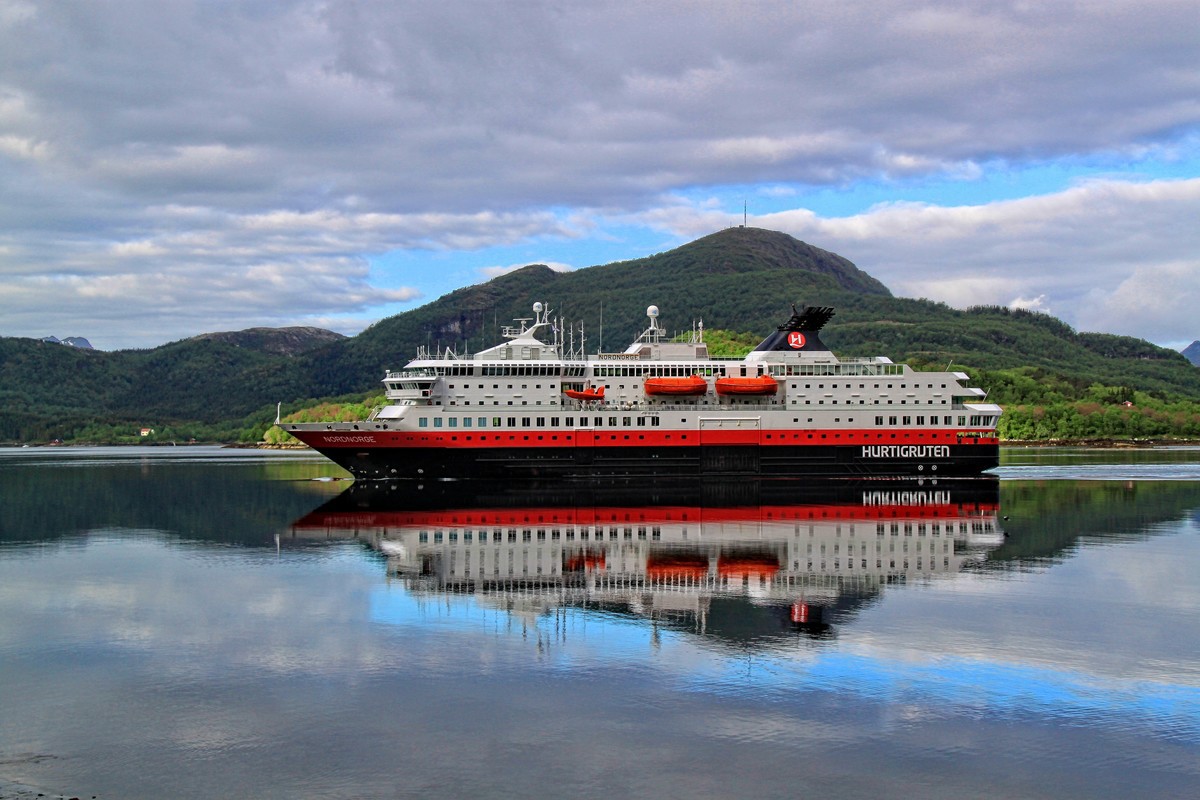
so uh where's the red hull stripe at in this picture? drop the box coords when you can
[292,428,999,449]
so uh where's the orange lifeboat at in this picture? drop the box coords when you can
[644,375,707,396]
[717,556,780,579]
[564,384,605,402]
[646,554,709,581]
[564,551,606,572]
[714,375,778,396]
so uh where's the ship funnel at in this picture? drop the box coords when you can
[750,305,834,353]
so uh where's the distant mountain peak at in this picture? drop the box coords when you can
[1182,340,1200,366]
[664,227,892,296]
[41,335,94,349]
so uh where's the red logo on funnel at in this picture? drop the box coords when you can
[788,332,806,349]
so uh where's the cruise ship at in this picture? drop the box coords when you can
[281,302,1001,479]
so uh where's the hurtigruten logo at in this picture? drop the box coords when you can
[861,445,950,459]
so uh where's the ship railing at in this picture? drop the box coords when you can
[384,368,439,380]
[766,360,904,377]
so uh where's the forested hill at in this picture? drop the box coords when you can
[2,227,1198,442]
[189,326,346,356]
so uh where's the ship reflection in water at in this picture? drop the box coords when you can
[291,478,1002,643]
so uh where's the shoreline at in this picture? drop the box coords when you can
[6,439,1200,450]
[1001,438,1200,448]
[0,776,86,800]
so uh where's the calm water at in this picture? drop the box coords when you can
[1,446,1198,799]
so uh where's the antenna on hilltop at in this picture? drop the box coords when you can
[742,199,747,228]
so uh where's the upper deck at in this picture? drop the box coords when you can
[376,302,998,431]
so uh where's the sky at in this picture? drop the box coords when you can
[2,0,1199,351]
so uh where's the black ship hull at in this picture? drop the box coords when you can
[300,440,999,481]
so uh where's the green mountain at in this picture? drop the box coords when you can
[0,327,337,440]
[2,227,1198,443]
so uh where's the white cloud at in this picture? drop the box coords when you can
[1009,295,1052,315]
[1077,261,1200,342]
[641,177,1200,342]
[0,1,1198,347]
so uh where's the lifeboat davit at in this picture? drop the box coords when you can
[714,375,778,396]
[644,375,707,396]
[564,385,605,402]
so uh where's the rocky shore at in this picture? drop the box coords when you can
[0,778,96,800]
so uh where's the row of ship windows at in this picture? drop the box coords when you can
[806,558,952,571]
[441,398,953,407]
[427,366,586,377]
[409,364,934,380]
[594,365,721,377]
[419,416,665,428]
[434,380,951,390]
[416,545,955,576]
[767,364,906,377]
[417,555,953,575]
[875,415,997,426]
[436,365,727,378]
[422,527,664,543]
[420,537,953,557]
[417,522,979,546]
[415,415,991,428]
[438,382,950,391]
[808,541,953,554]
[421,559,955,579]
[415,521,983,544]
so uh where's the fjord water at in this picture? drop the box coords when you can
[1,447,1198,799]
